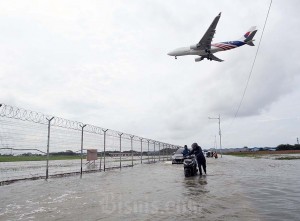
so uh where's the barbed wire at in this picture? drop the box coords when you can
[0,103,180,148]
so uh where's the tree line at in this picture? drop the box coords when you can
[276,144,300,151]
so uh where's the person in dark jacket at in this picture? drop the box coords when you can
[189,143,206,176]
[181,145,190,157]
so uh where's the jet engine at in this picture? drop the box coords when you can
[190,44,200,50]
[195,57,204,62]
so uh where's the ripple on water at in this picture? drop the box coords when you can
[1,156,300,220]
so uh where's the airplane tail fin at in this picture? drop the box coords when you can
[240,26,257,46]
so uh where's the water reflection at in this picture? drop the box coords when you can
[183,175,209,209]
[0,156,300,221]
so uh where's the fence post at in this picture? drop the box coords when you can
[99,151,102,171]
[140,138,143,164]
[102,129,108,171]
[119,133,123,169]
[130,135,134,167]
[80,124,87,178]
[159,142,161,161]
[164,144,166,161]
[162,144,164,161]
[153,141,156,163]
[167,144,169,160]
[46,117,54,180]
[147,139,150,163]
[165,144,167,161]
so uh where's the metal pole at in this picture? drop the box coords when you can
[163,144,165,161]
[46,117,54,180]
[297,137,299,145]
[80,124,87,178]
[165,144,167,161]
[214,135,217,152]
[159,143,161,161]
[130,135,134,167]
[153,142,156,163]
[162,144,164,161]
[166,144,168,160]
[147,140,150,163]
[218,114,223,158]
[99,151,102,171]
[140,138,143,164]
[119,133,123,169]
[103,129,108,171]
[209,115,223,158]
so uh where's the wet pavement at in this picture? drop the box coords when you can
[1,155,300,220]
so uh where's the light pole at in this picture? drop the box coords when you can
[208,114,222,158]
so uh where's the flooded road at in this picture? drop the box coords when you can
[1,156,300,220]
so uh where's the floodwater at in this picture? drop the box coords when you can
[0,156,153,182]
[1,156,300,221]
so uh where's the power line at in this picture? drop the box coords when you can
[232,0,273,122]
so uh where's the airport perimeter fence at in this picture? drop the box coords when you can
[0,103,180,185]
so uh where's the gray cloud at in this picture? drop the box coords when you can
[1,0,300,148]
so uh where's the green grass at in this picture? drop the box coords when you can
[223,152,261,158]
[0,155,82,162]
[225,151,300,160]
[0,155,169,162]
[275,156,300,160]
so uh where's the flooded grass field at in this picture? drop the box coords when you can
[1,155,300,221]
[0,156,156,183]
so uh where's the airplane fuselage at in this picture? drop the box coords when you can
[168,41,246,57]
[168,12,256,62]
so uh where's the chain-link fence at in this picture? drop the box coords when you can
[0,104,180,185]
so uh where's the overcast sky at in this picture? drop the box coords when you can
[0,0,299,148]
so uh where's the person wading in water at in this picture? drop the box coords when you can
[189,143,206,176]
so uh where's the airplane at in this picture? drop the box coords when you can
[167,12,257,62]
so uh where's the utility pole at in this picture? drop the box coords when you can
[208,114,222,158]
[214,135,217,151]
[297,137,299,145]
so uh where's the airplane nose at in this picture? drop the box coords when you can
[167,51,174,56]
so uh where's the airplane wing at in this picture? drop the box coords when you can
[195,54,223,62]
[209,54,223,62]
[196,13,221,50]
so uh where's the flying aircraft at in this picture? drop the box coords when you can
[167,13,257,62]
